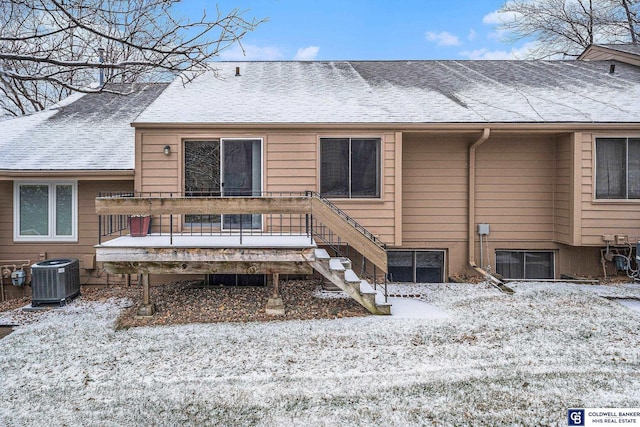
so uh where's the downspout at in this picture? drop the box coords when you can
[468,128,504,287]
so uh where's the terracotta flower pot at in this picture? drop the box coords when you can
[129,216,151,237]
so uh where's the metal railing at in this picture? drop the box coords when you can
[97,190,388,301]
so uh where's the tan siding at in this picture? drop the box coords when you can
[266,133,317,194]
[475,135,556,242]
[139,133,180,194]
[0,180,134,298]
[402,133,563,277]
[555,133,573,244]
[329,133,397,245]
[138,129,397,245]
[579,132,640,246]
[402,135,469,245]
[580,46,640,66]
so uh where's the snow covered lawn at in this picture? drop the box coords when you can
[1,282,640,426]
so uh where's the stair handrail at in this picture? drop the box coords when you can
[306,191,386,251]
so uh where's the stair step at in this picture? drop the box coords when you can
[375,291,390,306]
[314,248,331,260]
[359,280,376,295]
[344,269,360,283]
[329,258,346,272]
[339,258,352,269]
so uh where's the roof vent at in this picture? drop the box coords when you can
[609,64,616,74]
[235,66,241,77]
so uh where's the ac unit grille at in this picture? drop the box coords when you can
[31,258,80,306]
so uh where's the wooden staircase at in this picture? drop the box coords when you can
[309,249,391,315]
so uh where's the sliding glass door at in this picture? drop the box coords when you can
[184,138,262,230]
[221,139,262,229]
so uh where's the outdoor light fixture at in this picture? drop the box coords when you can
[163,145,171,156]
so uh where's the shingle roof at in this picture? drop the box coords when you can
[0,83,168,171]
[135,60,640,125]
[597,44,640,56]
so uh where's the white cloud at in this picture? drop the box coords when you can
[219,44,285,61]
[293,46,320,61]
[425,31,461,47]
[460,41,539,60]
[468,28,477,41]
[482,9,520,25]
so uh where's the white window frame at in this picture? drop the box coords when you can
[13,181,78,242]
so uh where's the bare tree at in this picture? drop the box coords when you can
[497,0,639,59]
[0,0,263,116]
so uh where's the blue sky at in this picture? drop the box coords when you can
[176,1,533,61]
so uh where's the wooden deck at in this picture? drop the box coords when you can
[94,194,391,315]
[95,234,316,275]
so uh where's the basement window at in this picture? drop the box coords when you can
[495,250,554,280]
[14,181,77,242]
[320,138,381,198]
[595,137,640,199]
[388,250,445,283]
[205,274,266,286]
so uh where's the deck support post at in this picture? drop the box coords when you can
[137,273,155,316]
[266,273,285,316]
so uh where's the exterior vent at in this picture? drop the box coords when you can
[31,258,80,307]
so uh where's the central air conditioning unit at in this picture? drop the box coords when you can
[31,258,80,307]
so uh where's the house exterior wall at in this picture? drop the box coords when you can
[400,131,624,279]
[0,179,133,300]
[554,133,573,245]
[136,128,400,245]
[578,131,640,246]
[130,125,640,282]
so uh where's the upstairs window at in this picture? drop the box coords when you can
[595,137,640,199]
[14,181,77,242]
[320,138,380,198]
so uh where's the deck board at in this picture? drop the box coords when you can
[97,234,316,248]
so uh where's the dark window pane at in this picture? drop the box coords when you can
[320,138,349,197]
[55,185,73,236]
[184,141,220,193]
[223,139,259,196]
[596,138,626,199]
[20,185,49,236]
[351,139,380,197]
[496,251,524,279]
[524,252,554,279]
[628,139,640,199]
[185,141,221,226]
[416,251,444,283]
[222,139,262,229]
[388,251,414,282]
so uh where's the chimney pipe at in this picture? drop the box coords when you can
[235,66,241,77]
[98,47,105,85]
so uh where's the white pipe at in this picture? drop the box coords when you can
[467,128,507,289]
[468,128,490,271]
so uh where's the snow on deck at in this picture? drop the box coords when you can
[97,233,317,248]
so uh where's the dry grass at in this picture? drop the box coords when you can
[79,279,369,329]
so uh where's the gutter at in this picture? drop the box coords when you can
[468,128,513,293]
[130,122,640,131]
[0,170,134,180]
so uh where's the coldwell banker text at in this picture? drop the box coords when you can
[569,409,640,426]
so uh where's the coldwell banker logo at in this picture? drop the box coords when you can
[568,409,585,426]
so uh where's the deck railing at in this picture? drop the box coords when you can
[96,191,388,298]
